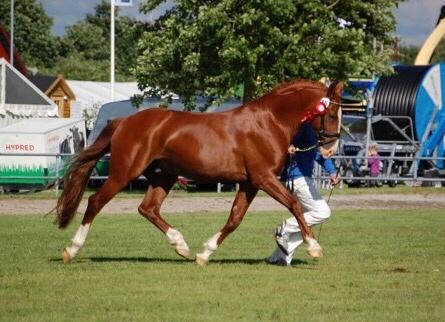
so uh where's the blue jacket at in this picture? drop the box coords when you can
[281,123,336,181]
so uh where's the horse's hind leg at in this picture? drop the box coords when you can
[196,182,258,266]
[62,175,128,263]
[138,174,191,259]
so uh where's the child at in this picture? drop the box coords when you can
[368,143,381,186]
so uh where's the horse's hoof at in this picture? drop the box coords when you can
[306,237,323,259]
[307,248,323,259]
[175,247,191,260]
[62,249,72,264]
[195,254,208,266]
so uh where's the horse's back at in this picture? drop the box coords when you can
[110,108,243,177]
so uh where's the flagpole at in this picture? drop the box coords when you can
[10,0,14,66]
[110,0,115,101]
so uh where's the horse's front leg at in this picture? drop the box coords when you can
[196,182,258,266]
[257,175,323,259]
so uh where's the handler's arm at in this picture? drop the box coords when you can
[315,151,339,185]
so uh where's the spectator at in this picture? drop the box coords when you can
[368,143,382,186]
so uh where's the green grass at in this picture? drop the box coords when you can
[0,210,444,321]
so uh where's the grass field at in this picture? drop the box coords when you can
[0,209,444,321]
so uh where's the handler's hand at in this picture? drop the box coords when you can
[330,174,340,186]
[288,145,296,154]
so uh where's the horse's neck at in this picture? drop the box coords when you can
[240,101,303,151]
[269,98,310,139]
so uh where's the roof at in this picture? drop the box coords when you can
[67,80,142,110]
[0,118,83,134]
[27,75,57,93]
[67,80,243,113]
[0,58,57,119]
[28,74,76,99]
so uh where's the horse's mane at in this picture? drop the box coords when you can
[270,79,326,95]
[246,79,326,108]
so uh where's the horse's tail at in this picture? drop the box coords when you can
[55,119,122,229]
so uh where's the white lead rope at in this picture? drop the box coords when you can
[318,166,341,242]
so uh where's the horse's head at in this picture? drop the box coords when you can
[309,81,343,158]
[255,79,343,158]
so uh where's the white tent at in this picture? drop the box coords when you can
[67,80,142,111]
[0,58,58,128]
[66,80,144,128]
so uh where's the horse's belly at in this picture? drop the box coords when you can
[162,153,247,183]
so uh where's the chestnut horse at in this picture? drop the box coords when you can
[55,79,343,266]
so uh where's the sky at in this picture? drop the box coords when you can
[38,0,443,47]
[39,0,175,34]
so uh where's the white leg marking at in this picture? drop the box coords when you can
[166,228,190,258]
[196,232,222,264]
[306,237,323,258]
[65,223,90,259]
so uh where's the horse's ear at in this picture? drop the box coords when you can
[327,80,344,98]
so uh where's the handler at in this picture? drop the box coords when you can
[267,122,339,266]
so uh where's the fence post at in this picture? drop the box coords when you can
[413,158,418,187]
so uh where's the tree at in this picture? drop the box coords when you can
[431,40,445,64]
[0,0,59,68]
[40,52,110,81]
[397,40,445,65]
[135,0,404,109]
[398,44,419,65]
[41,0,143,81]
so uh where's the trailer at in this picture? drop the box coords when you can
[0,118,86,192]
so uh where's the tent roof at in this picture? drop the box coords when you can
[67,80,142,110]
[0,117,83,134]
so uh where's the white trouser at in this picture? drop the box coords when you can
[271,176,331,264]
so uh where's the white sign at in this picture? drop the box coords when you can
[113,0,133,6]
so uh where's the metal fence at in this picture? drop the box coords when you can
[315,155,445,189]
[0,152,444,194]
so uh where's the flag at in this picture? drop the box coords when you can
[113,0,133,7]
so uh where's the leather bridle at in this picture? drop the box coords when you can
[317,112,341,147]
[296,98,341,152]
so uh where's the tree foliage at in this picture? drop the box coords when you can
[0,0,142,81]
[0,0,58,68]
[397,40,445,65]
[46,0,144,81]
[397,43,419,65]
[431,40,445,64]
[135,0,404,108]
